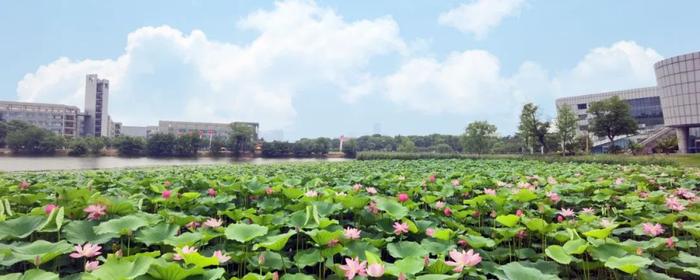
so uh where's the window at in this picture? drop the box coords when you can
[578,114,587,120]
[577,103,587,110]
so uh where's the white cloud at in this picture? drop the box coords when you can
[379,40,663,132]
[16,0,405,129]
[438,0,526,39]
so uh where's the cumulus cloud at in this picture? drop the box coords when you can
[16,0,405,129]
[379,41,663,131]
[438,0,526,39]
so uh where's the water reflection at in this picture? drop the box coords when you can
[0,156,349,172]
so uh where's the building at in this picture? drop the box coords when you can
[84,74,111,137]
[121,125,159,138]
[556,50,700,153]
[0,101,84,137]
[158,120,233,139]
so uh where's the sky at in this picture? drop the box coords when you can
[1,0,699,140]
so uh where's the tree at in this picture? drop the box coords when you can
[228,123,256,157]
[5,126,63,154]
[147,133,177,156]
[518,103,550,154]
[461,121,497,155]
[174,133,201,157]
[209,136,226,156]
[555,105,577,155]
[84,137,108,155]
[68,138,89,156]
[588,96,638,153]
[397,137,416,153]
[113,136,146,156]
[342,138,357,158]
[433,143,454,153]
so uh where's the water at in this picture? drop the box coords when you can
[0,156,350,172]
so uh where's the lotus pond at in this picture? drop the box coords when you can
[0,159,698,280]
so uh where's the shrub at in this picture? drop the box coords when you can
[68,138,89,156]
[5,126,63,154]
[113,136,146,156]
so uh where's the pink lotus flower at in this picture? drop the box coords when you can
[203,218,223,228]
[547,177,558,185]
[638,191,649,199]
[44,204,58,215]
[443,207,452,216]
[339,257,367,280]
[429,175,436,183]
[458,239,467,247]
[547,192,561,203]
[344,227,361,240]
[675,188,696,200]
[516,230,527,239]
[186,221,200,230]
[636,247,644,255]
[397,193,409,203]
[164,180,172,187]
[581,208,595,215]
[451,179,460,186]
[426,228,435,237]
[265,187,274,195]
[207,188,217,197]
[642,223,664,237]
[305,190,318,198]
[84,260,99,272]
[353,183,363,191]
[365,187,377,195]
[367,201,379,215]
[398,273,407,280]
[666,196,686,211]
[258,254,266,265]
[162,189,172,199]
[445,249,482,272]
[70,243,102,259]
[435,201,446,209]
[83,204,107,221]
[328,239,340,247]
[515,209,524,217]
[666,237,675,249]
[557,215,564,223]
[393,222,409,235]
[558,208,575,217]
[19,181,30,190]
[600,218,614,228]
[173,246,197,261]
[367,263,385,277]
[212,250,230,264]
[614,178,624,185]
[272,272,279,280]
[484,188,496,195]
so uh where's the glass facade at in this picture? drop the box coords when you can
[625,97,664,128]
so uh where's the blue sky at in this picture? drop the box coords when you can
[1,0,699,140]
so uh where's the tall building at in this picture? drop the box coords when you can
[158,120,233,139]
[84,74,110,137]
[0,101,84,137]
[556,50,700,153]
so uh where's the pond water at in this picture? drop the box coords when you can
[0,156,350,172]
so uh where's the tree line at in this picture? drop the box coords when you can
[0,95,664,157]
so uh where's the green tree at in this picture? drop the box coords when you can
[342,138,357,158]
[228,123,256,157]
[555,105,577,155]
[68,138,89,156]
[588,96,638,152]
[433,143,454,153]
[113,136,146,156]
[174,133,201,157]
[147,133,177,156]
[461,121,498,155]
[397,137,417,153]
[85,137,108,155]
[518,103,549,154]
[5,126,63,154]
[209,136,226,156]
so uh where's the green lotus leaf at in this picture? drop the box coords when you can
[583,225,616,239]
[147,258,205,280]
[375,197,408,219]
[0,216,44,240]
[386,256,425,276]
[18,269,58,280]
[135,223,179,246]
[164,231,204,247]
[463,234,496,248]
[225,223,268,243]
[545,245,572,264]
[62,220,117,244]
[523,217,549,233]
[6,240,73,266]
[496,214,520,227]
[638,269,683,280]
[562,239,588,255]
[415,274,460,280]
[387,241,428,259]
[293,248,322,268]
[253,231,295,251]
[87,255,154,280]
[305,229,342,246]
[511,189,538,202]
[94,215,149,236]
[280,274,315,280]
[179,250,220,269]
[604,255,653,274]
[499,262,561,280]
